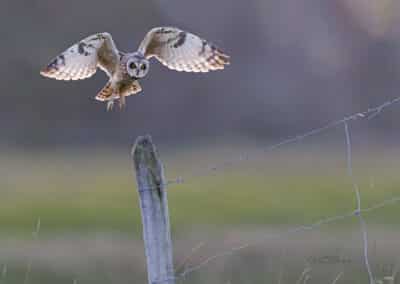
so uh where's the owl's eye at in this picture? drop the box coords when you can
[129,62,137,69]
[140,64,147,71]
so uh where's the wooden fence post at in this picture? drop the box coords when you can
[132,135,175,284]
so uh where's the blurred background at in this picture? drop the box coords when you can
[1,0,400,283]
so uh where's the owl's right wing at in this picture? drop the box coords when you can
[40,33,120,81]
[138,27,230,73]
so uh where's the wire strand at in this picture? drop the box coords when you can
[139,95,400,283]
[152,195,400,284]
[344,122,374,284]
[138,95,400,192]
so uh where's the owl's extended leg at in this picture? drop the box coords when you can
[115,81,141,110]
[119,93,126,110]
[96,82,117,111]
[106,100,114,111]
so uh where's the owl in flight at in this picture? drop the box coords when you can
[40,27,230,110]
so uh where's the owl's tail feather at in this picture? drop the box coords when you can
[95,82,115,102]
[123,80,142,97]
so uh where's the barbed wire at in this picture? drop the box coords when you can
[344,122,374,284]
[136,95,400,192]
[146,95,400,284]
[151,195,400,284]
[2,96,398,284]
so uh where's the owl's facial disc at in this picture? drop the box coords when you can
[126,54,149,79]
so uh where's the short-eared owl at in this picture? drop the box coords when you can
[40,27,230,110]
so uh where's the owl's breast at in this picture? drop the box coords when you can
[117,56,131,80]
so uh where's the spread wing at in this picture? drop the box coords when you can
[138,27,230,73]
[40,33,120,81]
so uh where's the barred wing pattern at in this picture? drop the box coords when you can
[40,33,119,81]
[138,27,230,73]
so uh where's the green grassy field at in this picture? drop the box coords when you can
[0,144,400,284]
[0,144,399,235]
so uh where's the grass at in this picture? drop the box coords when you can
[0,144,399,235]
[0,144,400,284]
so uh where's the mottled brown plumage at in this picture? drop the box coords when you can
[40,27,230,110]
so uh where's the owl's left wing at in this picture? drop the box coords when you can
[40,33,119,81]
[138,27,230,73]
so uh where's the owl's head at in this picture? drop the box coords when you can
[126,53,149,79]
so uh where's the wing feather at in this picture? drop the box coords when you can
[40,33,119,81]
[138,27,230,73]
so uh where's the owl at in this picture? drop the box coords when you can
[40,27,230,110]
